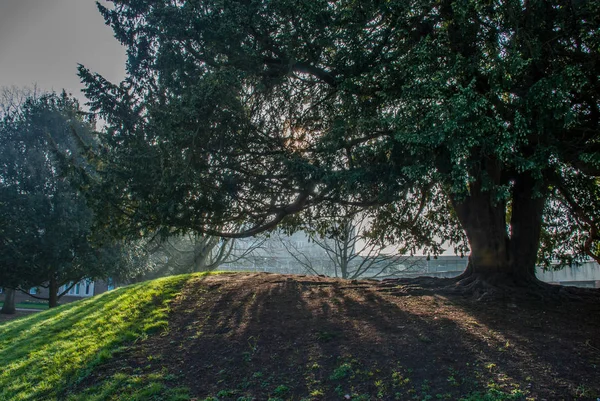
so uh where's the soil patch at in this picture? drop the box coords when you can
[95,273,600,400]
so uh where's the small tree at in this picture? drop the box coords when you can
[1,85,38,314]
[0,85,39,118]
[280,214,422,279]
[0,91,126,309]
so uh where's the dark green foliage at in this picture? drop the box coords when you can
[79,1,600,282]
[0,92,130,304]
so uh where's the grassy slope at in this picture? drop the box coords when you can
[0,274,197,401]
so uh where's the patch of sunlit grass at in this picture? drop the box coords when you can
[0,274,200,401]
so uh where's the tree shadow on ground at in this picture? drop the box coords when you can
[123,273,600,400]
[437,290,600,400]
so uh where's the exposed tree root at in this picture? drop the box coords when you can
[375,273,600,304]
[451,273,544,302]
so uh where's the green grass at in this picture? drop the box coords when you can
[0,301,49,310]
[0,274,198,401]
[65,370,190,401]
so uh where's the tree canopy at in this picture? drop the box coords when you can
[79,0,600,290]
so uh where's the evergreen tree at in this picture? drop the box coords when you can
[0,92,127,308]
[79,0,600,294]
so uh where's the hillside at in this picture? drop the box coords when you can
[1,273,599,401]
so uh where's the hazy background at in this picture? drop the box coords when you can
[0,0,126,106]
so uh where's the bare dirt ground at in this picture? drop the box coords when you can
[90,273,600,400]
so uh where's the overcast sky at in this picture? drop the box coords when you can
[0,0,126,105]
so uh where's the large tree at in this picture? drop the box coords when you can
[79,0,599,294]
[0,91,129,309]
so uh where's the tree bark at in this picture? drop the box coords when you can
[48,276,59,308]
[1,288,16,314]
[451,171,546,289]
[452,180,512,282]
[509,173,546,282]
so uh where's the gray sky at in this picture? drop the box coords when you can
[0,0,126,105]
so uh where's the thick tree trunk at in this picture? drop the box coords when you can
[451,171,546,291]
[452,181,512,282]
[509,173,546,282]
[48,276,59,308]
[1,288,16,314]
